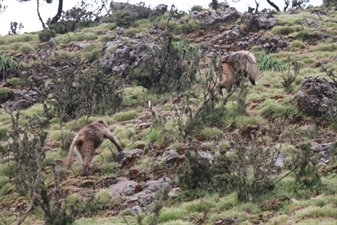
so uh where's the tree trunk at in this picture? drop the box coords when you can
[36,0,46,29]
[266,0,281,12]
[50,0,63,24]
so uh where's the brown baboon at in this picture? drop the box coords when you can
[217,50,260,95]
[66,119,123,175]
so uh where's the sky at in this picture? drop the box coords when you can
[0,0,323,36]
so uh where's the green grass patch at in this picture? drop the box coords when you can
[200,127,223,140]
[314,43,337,52]
[271,24,302,35]
[289,40,305,49]
[157,207,188,223]
[258,99,299,119]
[95,189,113,205]
[18,43,35,54]
[112,110,138,122]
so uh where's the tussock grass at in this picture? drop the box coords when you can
[233,115,265,127]
[112,110,138,122]
[216,193,237,211]
[95,189,113,204]
[128,156,164,179]
[18,43,35,54]
[289,40,305,49]
[271,24,302,35]
[200,127,223,140]
[258,99,300,119]
[314,43,337,52]
[157,207,188,223]
[274,12,316,25]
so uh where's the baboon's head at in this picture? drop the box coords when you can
[96,119,109,128]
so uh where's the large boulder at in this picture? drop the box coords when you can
[296,76,337,117]
[191,7,240,25]
[241,13,277,31]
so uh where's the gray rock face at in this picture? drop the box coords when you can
[99,34,156,76]
[191,7,240,25]
[108,176,173,213]
[296,76,337,117]
[116,148,145,165]
[311,141,334,164]
[110,2,151,19]
[155,4,167,14]
[2,89,42,111]
[162,149,185,168]
[241,13,277,31]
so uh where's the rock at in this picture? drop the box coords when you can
[109,177,138,197]
[143,177,172,192]
[149,25,162,35]
[168,187,180,197]
[116,148,144,166]
[130,205,144,215]
[99,34,157,76]
[11,99,31,110]
[2,89,42,110]
[191,7,240,26]
[241,13,277,31]
[162,149,185,168]
[110,2,152,19]
[311,141,334,164]
[197,150,214,164]
[257,35,288,53]
[155,4,167,14]
[296,76,337,117]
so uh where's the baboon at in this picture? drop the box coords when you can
[66,119,123,175]
[217,50,260,95]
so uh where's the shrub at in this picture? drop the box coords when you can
[0,87,13,103]
[38,28,56,42]
[112,10,133,27]
[130,32,201,94]
[258,54,283,72]
[41,68,123,121]
[5,77,21,88]
[190,5,204,12]
[18,43,35,54]
[0,53,20,80]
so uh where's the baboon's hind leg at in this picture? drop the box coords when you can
[82,144,94,176]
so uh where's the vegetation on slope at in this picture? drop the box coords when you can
[0,2,337,225]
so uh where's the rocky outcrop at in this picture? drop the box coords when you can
[241,13,277,31]
[311,141,334,164]
[191,7,241,25]
[296,76,337,117]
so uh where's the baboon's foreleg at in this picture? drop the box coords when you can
[105,131,124,152]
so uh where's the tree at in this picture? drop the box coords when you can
[0,0,7,15]
[266,0,310,12]
[17,0,63,28]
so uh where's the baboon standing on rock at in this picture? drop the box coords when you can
[66,120,124,175]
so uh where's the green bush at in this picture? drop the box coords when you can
[5,77,21,88]
[112,10,133,27]
[18,43,35,54]
[258,54,283,72]
[0,53,20,80]
[190,5,204,12]
[0,87,13,103]
[38,29,56,42]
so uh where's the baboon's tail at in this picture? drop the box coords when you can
[66,141,76,170]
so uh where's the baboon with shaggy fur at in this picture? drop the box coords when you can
[66,120,123,175]
[217,50,260,95]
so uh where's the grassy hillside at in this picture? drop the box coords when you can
[0,4,337,225]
